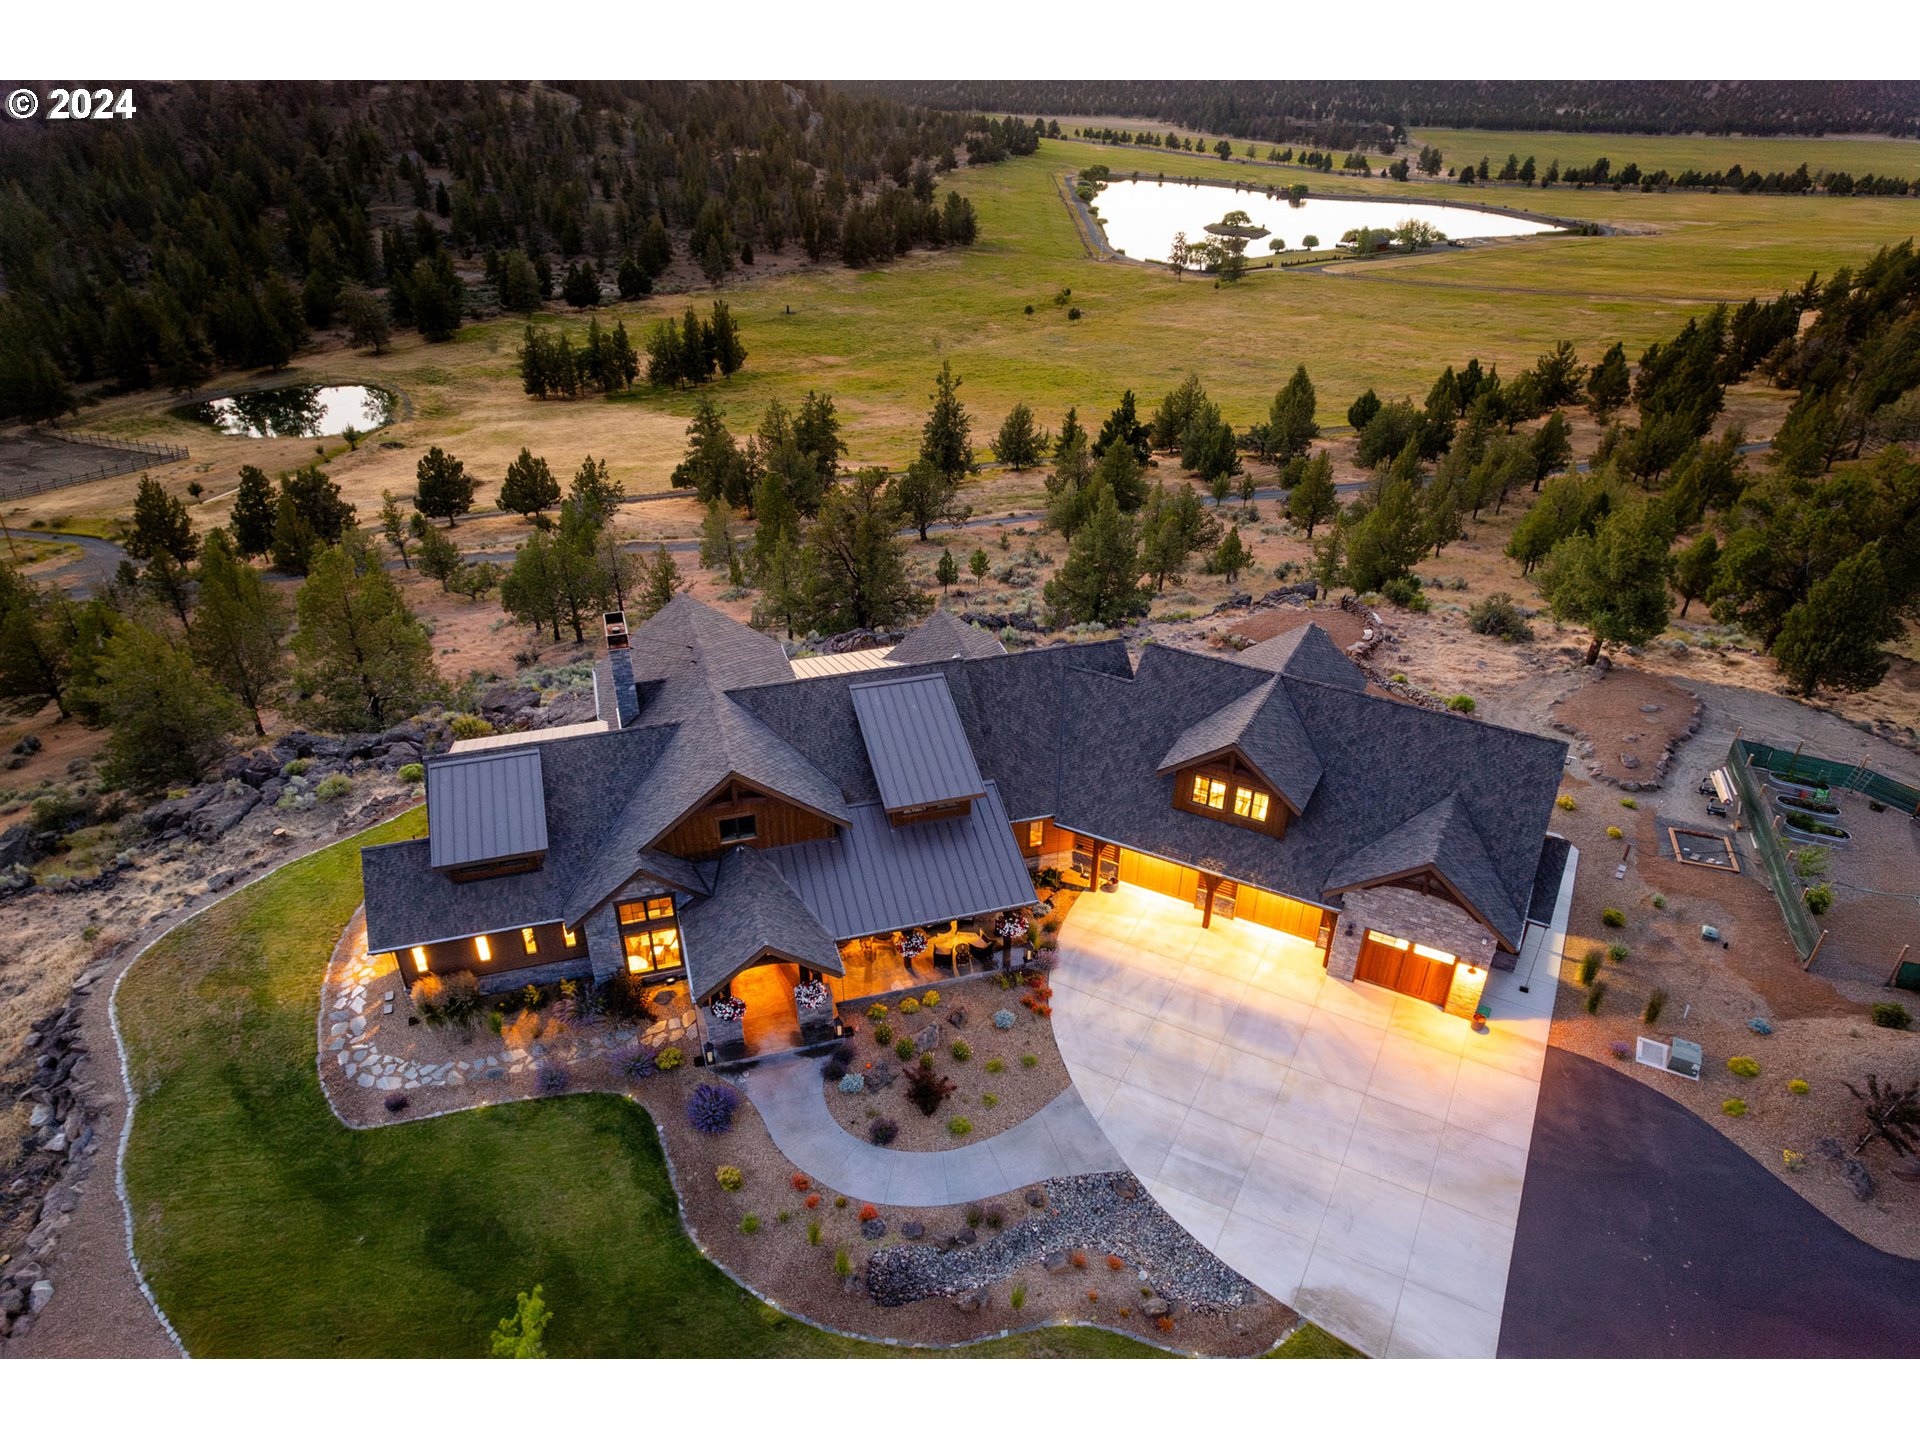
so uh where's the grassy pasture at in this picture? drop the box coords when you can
[1405,127,1920,182]
[39,138,1920,535]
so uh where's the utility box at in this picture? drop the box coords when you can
[1701,925,1722,942]
[1667,1037,1704,1080]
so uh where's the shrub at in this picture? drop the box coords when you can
[1578,951,1602,987]
[993,1009,1017,1030]
[859,1203,879,1222]
[807,1221,822,1246]
[1467,592,1533,642]
[686,1083,740,1135]
[951,1040,972,1062]
[1156,1315,1175,1333]
[921,990,940,1008]
[919,1053,934,1071]
[985,1057,1005,1074]
[1783,1149,1805,1172]
[448,713,494,740]
[1728,1056,1761,1079]
[838,1072,865,1094]
[835,1195,848,1208]
[948,1116,973,1136]
[536,1062,569,1095]
[1446,693,1476,713]
[1804,884,1834,915]
[315,774,353,801]
[822,1059,847,1083]
[1011,1286,1026,1310]
[1601,908,1626,928]
[835,1248,852,1277]
[899,997,920,1015]
[866,1002,889,1021]
[872,1022,893,1045]
[280,757,312,777]
[1609,1040,1632,1061]
[1788,1078,1811,1095]
[1722,1098,1748,1117]
[868,1117,899,1147]
[790,1172,812,1192]
[397,762,425,783]
[1643,988,1668,1025]
[739,1214,761,1235]
[1619,797,1637,810]
[596,969,653,1024]
[908,1067,957,1117]
[1021,1053,1039,1069]
[1584,981,1607,1015]
[656,1046,684,1071]
[1871,1002,1912,1030]
[383,1093,408,1113]
[1556,794,1577,811]
[984,1205,1005,1230]
[832,1042,855,1065]
[1607,943,1629,964]
[1067,306,1083,321]
[895,1037,916,1061]
[1651,893,1666,909]
[716,1165,744,1192]
[805,1193,820,1208]
[1606,826,1624,840]
[982,1093,999,1108]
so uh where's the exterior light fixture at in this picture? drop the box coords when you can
[475,935,491,962]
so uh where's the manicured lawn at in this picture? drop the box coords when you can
[1268,1322,1367,1359]
[114,811,1195,1358]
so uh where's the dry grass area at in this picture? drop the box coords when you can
[825,979,1066,1151]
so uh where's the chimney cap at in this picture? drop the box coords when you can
[603,611,630,650]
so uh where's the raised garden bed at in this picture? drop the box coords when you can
[826,973,1066,1151]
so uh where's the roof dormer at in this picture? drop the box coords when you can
[426,748,549,882]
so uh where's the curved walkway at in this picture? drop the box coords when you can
[737,1056,1123,1208]
[1501,1047,1920,1358]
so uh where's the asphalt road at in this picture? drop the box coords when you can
[1500,1046,1920,1358]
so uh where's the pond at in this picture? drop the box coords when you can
[180,384,397,439]
[1086,178,1563,265]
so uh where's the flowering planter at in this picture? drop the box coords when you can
[705,998,746,1049]
[794,980,835,1035]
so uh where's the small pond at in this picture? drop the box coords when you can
[1087,178,1562,264]
[180,384,397,439]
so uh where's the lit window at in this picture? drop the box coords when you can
[647,897,675,920]
[1027,820,1044,848]
[521,927,539,955]
[1371,932,1410,950]
[410,946,428,975]
[1205,777,1227,810]
[474,935,491,962]
[717,814,757,844]
[1248,790,1270,822]
[1413,943,1456,964]
[624,926,682,974]
[562,924,577,948]
[1190,775,1210,805]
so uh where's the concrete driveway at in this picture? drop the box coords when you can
[1052,862,1574,1357]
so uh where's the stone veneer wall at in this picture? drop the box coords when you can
[584,904,623,984]
[1324,884,1506,982]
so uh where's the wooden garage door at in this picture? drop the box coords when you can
[1355,931,1455,1006]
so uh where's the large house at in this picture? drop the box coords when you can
[360,597,1571,1058]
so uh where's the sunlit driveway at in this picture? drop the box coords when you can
[1052,865,1573,1358]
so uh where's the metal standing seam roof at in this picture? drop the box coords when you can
[766,782,1036,940]
[849,672,988,812]
[425,748,549,870]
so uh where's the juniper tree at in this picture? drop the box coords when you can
[1285,451,1338,538]
[1772,543,1900,696]
[291,533,439,730]
[919,361,974,486]
[499,449,560,520]
[1046,482,1147,627]
[190,528,289,735]
[936,548,959,592]
[994,402,1045,471]
[229,465,277,560]
[413,446,476,527]
[89,621,244,791]
[1538,500,1676,664]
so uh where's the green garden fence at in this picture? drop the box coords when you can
[1727,741,1821,960]
[1734,740,1920,814]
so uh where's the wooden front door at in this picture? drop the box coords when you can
[1355,931,1455,1006]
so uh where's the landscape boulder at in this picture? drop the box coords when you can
[186,791,260,842]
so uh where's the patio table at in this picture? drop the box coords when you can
[929,927,989,975]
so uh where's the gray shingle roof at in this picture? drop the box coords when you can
[1155,675,1323,814]
[1322,792,1519,943]
[1051,643,1565,949]
[766,782,1036,940]
[425,748,550,869]
[886,609,1007,664]
[680,846,844,1002]
[1527,835,1571,925]
[1233,622,1368,690]
[850,672,988,812]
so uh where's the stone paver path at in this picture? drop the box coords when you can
[1052,857,1575,1358]
[739,1056,1124,1207]
[320,913,699,1097]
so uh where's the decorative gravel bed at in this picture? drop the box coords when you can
[866,1172,1254,1314]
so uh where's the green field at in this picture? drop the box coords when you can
[1405,127,1920,182]
[115,808,1352,1358]
[68,136,1920,526]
